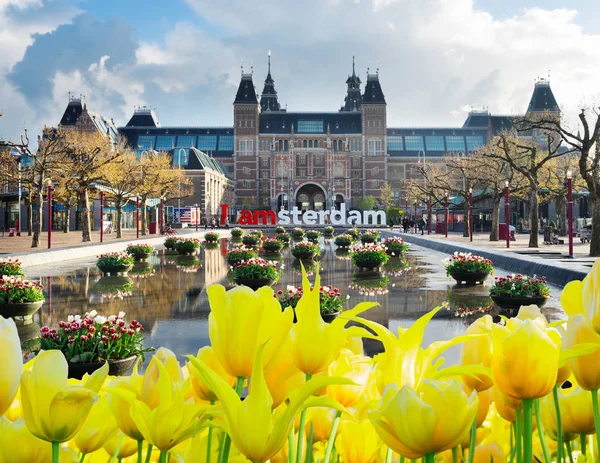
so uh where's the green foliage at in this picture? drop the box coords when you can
[386,207,404,224]
[489,275,550,298]
[226,248,258,265]
[357,196,376,211]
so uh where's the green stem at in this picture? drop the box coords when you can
[207,400,215,463]
[220,376,245,463]
[304,423,314,463]
[52,441,59,463]
[509,424,516,463]
[288,427,296,463]
[553,387,563,463]
[425,453,435,463]
[217,432,225,463]
[515,408,523,463]
[522,399,533,463]
[138,440,143,463]
[467,417,477,463]
[385,448,393,463]
[400,456,405,463]
[580,433,586,456]
[323,409,342,463]
[296,373,312,463]
[565,440,574,463]
[159,451,167,463]
[534,398,551,463]
[452,447,458,463]
[79,453,86,463]
[591,389,600,461]
[144,443,153,463]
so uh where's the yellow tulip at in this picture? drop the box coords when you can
[106,372,145,441]
[103,428,140,459]
[263,339,305,409]
[187,342,353,462]
[0,316,22,417]
[490,386,519,423]
[208,284,294,379]
[461,315,493,392]
[20,350,107,442]
[305,407,335,442]
[125,360,209,452]
[289,266,376,376]
[0,417,51,463]
[475,389,491,428]
[541,382,595,441]
[369,378,478,459]
[187,346,236,403]
[582,260,600,333]
[73,397,118,455]
[491,318,561,399]
[564,315,600,390]
[472,442,505,463]
[516,304,548,323]
[326,348,372,408]
[141,347,184,409]
[336,418,381,463]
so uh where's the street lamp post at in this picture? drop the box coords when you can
[469,188,473,242]
[100,191,104,243]
[17,158,21,236]
[47,180,53,249]
[136,197,140,239]
[405,198,409,220]
[427,196,431,235]
[193,203,199,232]
[444,193,449,238]
[567,170,573,258]
[414,202,417,233]
[505,181,510,249]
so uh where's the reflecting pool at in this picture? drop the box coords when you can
[17,235,565,365]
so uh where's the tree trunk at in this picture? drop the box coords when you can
[490,196,500,241]
[528,186,539,248]
[80,189,92,242]
[27,197,32,236]
[463,202,470,238]
[116,200,123,239]
[556,197,567,236]
[31,191,43,248]
[140,196,148,236]
[590,195,600,257]
[63,205,71,233]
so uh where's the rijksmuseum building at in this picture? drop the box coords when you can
[60,56,561,219]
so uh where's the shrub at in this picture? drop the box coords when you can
[231,227,244,237]
[226,247,258,266]
[275,285,346,314]
[291,241,320,258]
[275,226,286,234]
[0,258,24,277]
[383,237,409,256]
[351,244,389,268]
[175,238,202,253]
[275,233,291,243]
[204,232,220,243]
[232,258,280,281]
[444,252,493,276]
[323,226,335,236]
[262,238,284,253]
[242,235,261,246]
[334,234,354,247]
[489,275,550,298]
[306,230,321,241]
[0,277,44,304]
[97,252,135,268]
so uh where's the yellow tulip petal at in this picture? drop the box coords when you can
[561,280,584,316]
[48,386,100,442]
[0,316,22,417]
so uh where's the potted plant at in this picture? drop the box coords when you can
[175,238,202,255]
[39,311,153,379]
[489,274,550,310]
[291,241,320,260]
[360,231,379,244]
[350,273,390,296]
[382,258,410,277]
[226,247,258,266]
[204,232,220,243]
[334,234,354,248]
[0,277,44,318]
[0,258,24,277]
[291,227,305,240]
[96,252,134,275]
[335,248,352,260]
[164,236,180,251]
[231,227,244,238]
[175,255,202,272]
[242,234,261,247]
[250,230,263,239]
[231,257,280,290]
[444,252,493,285]
[323,226,335,237]
[351,244,389,270]
[383,237,409,256]
[262,238,284,254]
[96,276,135,300]
[125,243,154,261]
[306,230,321,242]
[275,285,347,323]
[275,226,286,234]
[347,227,361,241]
[275,233,291,244]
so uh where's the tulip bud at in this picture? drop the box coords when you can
[0,316,22,417]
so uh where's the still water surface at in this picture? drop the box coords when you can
[19,236,565,365]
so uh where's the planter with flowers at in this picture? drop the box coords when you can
[306,230,321,242]
[323,226,335,237]
[347,227,361,241]
[226,247,258,266]
[291,228,305,240]
[351,273,390,296]
[383,237,409,257]
[0,277,45,318]
[175,255,202,272]
[129,261,155,278]
[351,244,389,270]
[231,257,280,290]
[275,233,291,244]
[291,241,320,260]
[382,258,409,277]
[164,236,181,251]
[444,252,493,285]
[360,231,380,244]
[334,234,354,249]
[204,232,220,243]
[242,234,261,247]
[96,252,134,275]
[275,284,347,323]
[0,258,24,277]
[231,227,244,238]
[445,290,493,318]
[249,230,263,239]
[262,238,284,254]
[275,226,286,234]
[125,243,154,261]
[39,311,153,379]
[489,274,550,310]
[96,276,134,300]
[175,237,202,255]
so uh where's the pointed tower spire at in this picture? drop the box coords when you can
[260,50,281,112]
[340,55,363,112]
[526,77,560,115]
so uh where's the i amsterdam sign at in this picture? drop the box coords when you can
[219,204,386,226]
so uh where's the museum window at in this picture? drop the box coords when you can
[367,139,382,156]
[387,136,403,151]
[404,136,424,151]
[425,136,445,151]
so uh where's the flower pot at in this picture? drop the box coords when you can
[205,238,219,244]
[0,300,44,318]
[97,263,133,275]
[449,271,490,285]
[67,355,139,380]
[233,277,276,290]
[321,311,340,323]
[177,249,197,256]
[491,295,549,311]
[292,250,316,260]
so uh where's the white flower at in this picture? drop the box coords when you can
[88,310,98,318]
[67,315,74,323]
[346,295,350,299]
[108,315,117,322]
[118,311,126,319]
[322,286,330,292]
[94,315,107,324]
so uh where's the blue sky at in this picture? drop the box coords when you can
[1,0,599,140]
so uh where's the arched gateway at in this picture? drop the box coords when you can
[295,184,327,211]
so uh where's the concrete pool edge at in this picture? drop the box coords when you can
[6,230,230,268]
[391,232,589,287]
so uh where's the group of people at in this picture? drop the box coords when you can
[204,217,230,229]
[395,216,427,235]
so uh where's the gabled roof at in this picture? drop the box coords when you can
[362,73,385,104]
[59,97,119,142]
[527,79,560,113]
[234,72,258,105]
[125,107,160,127]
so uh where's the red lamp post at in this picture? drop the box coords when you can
[469,187,473,242]
[444,193,449,238]
[567,170,573,258]
[136,197,140,239]
[195,204,199,232]
[427,196,431,235]
[159,198,164,233]
[100,191,104,243]
[47,180,53,249]
[505,181,510,249]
